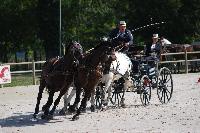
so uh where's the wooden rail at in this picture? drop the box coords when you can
[160,51,200,74]
[0,50,200,87]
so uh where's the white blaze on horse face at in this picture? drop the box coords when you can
[111,52,132,75]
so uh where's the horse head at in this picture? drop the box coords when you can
[99,39,132,74]
[65,41,83,67]
[98,40,117,64]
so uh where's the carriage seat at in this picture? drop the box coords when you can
[131,55,157,77]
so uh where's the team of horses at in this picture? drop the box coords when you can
[33,40,124,120]
[33,40,200,120]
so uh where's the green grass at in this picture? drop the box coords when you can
[2,73,40,87]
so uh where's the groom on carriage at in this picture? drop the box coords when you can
[145,33,162,60]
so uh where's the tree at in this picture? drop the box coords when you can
[37,0,59,59]
[0,0,38,62]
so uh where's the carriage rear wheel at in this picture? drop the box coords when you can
[139,75,152,106]
[157,67,173,104]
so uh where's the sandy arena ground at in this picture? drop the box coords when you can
[0,73,200,133]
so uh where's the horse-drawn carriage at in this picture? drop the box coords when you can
[33,39,174,120]
[95,52,173,108]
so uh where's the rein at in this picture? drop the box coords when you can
[47,70,74,77]
[114,43,126,52]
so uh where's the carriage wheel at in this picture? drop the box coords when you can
[157,67,173,104]
[95,85,103,109]
[110,82,125,107]
[139,75,152,106]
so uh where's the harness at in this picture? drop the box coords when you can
[44,55,78,78]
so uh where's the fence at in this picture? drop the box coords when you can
[1,51,200,87]
[159,51,200,73]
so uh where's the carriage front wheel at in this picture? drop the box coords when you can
[139,75,152,106]
[110,78,126,107]
[157,67,173,104]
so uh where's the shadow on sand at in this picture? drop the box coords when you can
[0,109,69,128]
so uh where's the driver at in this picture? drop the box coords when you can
[109,21,133,53]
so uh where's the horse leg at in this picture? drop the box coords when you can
[195,61,198,72]
[190,61,198,72]
[49,87,70,118]
[177,62,181,73]
[41,90,55,119]
[33,79,46,118]
[68,86,82,112]
[197,61,200,72]
[101,81,112,110]
[72,88,91,121]
[107,83,112,103]
[42,90,54,112]
[101,72,113,109]
[59,87,76,115]
[82,88,93,111]
[90,90,96,112]
[104,78,113,104]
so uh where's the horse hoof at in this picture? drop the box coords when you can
[72,115,79,121]
[80,108,86,113]
[42,105,47,112]
[41,114,47,119]
[101,106,107,111]
[33,114,37,119]
[68,105,75,112]
[41,114,53,120]
[121,103,126,108]
[47,114,53,120]
[90,105,95,112]
[59,109,66,115]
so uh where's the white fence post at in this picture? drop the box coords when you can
[32,60,36,85]
[185,49,188,74]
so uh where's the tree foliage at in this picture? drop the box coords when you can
[0,0,200,62]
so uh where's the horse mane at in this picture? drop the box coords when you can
[93,41,107,51]
[81,45,101,64]
[65,42,73,54]
[84,41,109,56]
[79,41,110,68]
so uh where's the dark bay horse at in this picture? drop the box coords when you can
[33,41,83,119]
[67,41,117,120]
